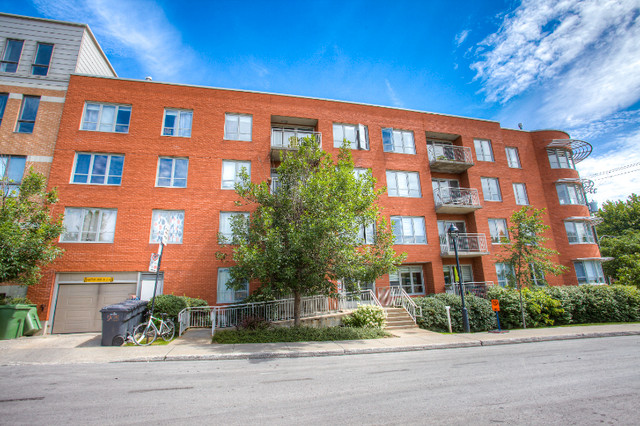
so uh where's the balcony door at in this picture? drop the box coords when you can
[432,179,460,204]
[438,220,466,252]
[443,265,473,286]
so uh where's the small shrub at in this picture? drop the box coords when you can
[342,305,387,328]
[238,315,270,331]
[0,296,33,305]
[148,294,187,323]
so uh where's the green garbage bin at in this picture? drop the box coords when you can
[23,306,42,336]
[0,304,34,340]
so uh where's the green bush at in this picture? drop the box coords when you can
[212,326,389,344]
[148,294,209,323]
[414,293,495,332]
[342,305,387,328]
[0,296,33,305]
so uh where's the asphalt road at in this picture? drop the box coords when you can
[1,336,638,425]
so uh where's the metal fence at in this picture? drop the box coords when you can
[445,281,495,298]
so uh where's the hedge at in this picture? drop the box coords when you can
[414,293,495,333]
[148,294,209,323]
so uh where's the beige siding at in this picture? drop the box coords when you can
[75,30,116,77]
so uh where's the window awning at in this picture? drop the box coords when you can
[574,257,614,262]
[547,139,592,163]
[565,216,602,225]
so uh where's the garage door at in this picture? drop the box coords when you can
[52,283,136,334]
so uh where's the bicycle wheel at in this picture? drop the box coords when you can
[161,319,175,341]
[133,322,157,346]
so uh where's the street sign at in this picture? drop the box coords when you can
[491,299,500,312]
[149,253,160,273]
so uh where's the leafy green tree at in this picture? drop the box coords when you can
[496,206,567,328]
[597,194,640,287]
[222,138,405,325]
[0,169,64,286]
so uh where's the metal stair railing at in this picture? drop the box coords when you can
[388,287,422,323]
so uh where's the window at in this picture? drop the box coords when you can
[221,160,251,189]
[565,221,595,244]
[0,155,26,195]
[162,109,192,137]
[353,168,370,180]
[432,179,460,204]
[574,261,605,284]
[530,263,546,286]
[217,268,248,303]
[1,39,24,73]
[16,96,40,133]
[505,147,521,168]
[390,265,424,295]
[481,177,501,201]
[382,128,415,154]
[31,43,54,76]
[443,265,473,286]
[556,183,586,205]
[513,183,529,205]
[0,93,8,126]
[61,208,117,243]
[495,263,515,287]
[337,278,375,293]
[391,216,426,244]
[156,157,188,188]
[150,210,184,244]
[81,103,131,133]
[386,170,421,197]
[224,113,252,141]
[219,212,249,243]
[72,153,124,185]
[333,123,369,150]
[474,139,494,162]
[357,220,375,245]
[270,169,280,194]
[547,149,575,169]
[488,218,509,243]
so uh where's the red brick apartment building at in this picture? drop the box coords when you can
[31,75,604,334]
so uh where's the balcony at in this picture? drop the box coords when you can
[445,281,495,298]
[271,128,322,161]
[427,143,474,173]
[439,233,489,258]
[434,187,482,214]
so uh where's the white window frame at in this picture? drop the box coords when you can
[505,147,521,168]
[391,216,427,244]
[389,265,425,295]
[574,261,605,285]
[556,183,586,205]
[495,263,515,287]
[0,155,27,196]
[513,183,529,205]
[474,139,494,162]
[357,220,375,245]
[547,149,575,169]
[353,168,370,180]
[217,268,248,303]
[386,170,421,198]
[565,221,595,244]
[488,218,509,244]
[150,210,185,244]
[443,264,474,286]
[162,109,192,137]
[71,153,124,186]
[156,157,188,188]
[224,113,252,141]
[481,177,502,201]
[60,207,117,243]
[219,211,250,243]
[530,263,546,286]
[81,102,131,133]
[221,160,251,189]
[333,123,369,150]
[382,128,415,154]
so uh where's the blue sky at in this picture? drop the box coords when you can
[3,0,639,204]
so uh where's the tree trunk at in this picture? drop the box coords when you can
[293,290,301,327]
[518,283,527,329]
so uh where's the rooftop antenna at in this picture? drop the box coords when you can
[518,123,523,130]
[145,76,153,81]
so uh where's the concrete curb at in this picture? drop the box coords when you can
[478,330,640,346]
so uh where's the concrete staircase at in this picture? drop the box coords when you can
[384,307,418,330]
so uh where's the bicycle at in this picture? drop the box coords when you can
[133,312,175,346]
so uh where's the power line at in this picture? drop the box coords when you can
[584,162,640,178]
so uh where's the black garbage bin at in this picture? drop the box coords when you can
[100,300,148,346]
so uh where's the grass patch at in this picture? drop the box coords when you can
[211,326,390,344]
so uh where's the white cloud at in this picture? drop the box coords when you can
[32,0,195,81]
[577,128,640,204]
[385,79,404,107]
[455,29,469,46]
[471,0,640,115]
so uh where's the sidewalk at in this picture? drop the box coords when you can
[0,323,638,365]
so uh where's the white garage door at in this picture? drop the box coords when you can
[52,283,136,334]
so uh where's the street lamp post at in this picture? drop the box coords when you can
[448,224,471,333]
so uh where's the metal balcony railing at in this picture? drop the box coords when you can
[427,143,473,173]
[439,233,489,257]
[434,187,481,213]
[445,281,495,298]
[271,128,322,149]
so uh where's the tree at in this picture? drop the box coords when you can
[0,169,65,286]
[222,138,405,325]
[496,206,567,328]
[596,194,640,288]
